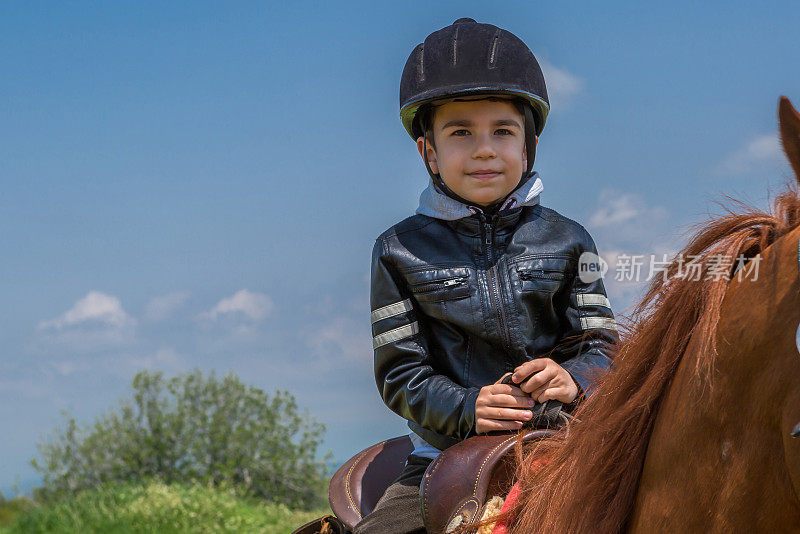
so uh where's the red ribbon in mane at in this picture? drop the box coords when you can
[492,458,548,534]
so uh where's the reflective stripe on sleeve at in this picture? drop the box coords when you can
[580,316,618,331]
[370,298,413,324]
[576,293,611,309]
[373,321,420,349]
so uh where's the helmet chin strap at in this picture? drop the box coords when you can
[422,104,537,213]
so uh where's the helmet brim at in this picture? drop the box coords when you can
[400,87,550,139]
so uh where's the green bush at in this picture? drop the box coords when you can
[0,479,329,533]
[31,369,329,509]
[0,494,35,527]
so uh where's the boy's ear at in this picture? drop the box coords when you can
[522,136,537,169]
[416,135,440,174]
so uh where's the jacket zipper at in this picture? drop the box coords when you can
[481,214,513,351]
[412,277,467,293]
[518,269,565,281]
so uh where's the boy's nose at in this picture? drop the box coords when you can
[472,133,496,158]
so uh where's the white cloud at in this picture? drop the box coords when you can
[718,133,784,173]
[301,292,372,367]
[538,58,584,110]
[307,316,372,365]
[590,191,644,227]
[200,289,274,322]
[50,360,81,376]
[143,292,190,321]
[32,292,136,352]
[38,291,134,330]
[39,347,187,383]
[589,189,669,230]
[128,347,186,372]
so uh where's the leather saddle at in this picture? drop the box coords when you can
[420,429,554,533]
[292,398,568,533]
[329,434,416,529]
[291,435,413,534]
[294,430,554,534]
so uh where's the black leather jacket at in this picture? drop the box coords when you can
[369,201,618,451]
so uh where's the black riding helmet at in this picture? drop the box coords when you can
[399,18,550,209]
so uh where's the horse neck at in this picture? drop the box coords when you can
[628,227,800,532]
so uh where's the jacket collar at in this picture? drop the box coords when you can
[415,171,543,221]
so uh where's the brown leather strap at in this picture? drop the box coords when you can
[328,435,414,529]
[421,430,554,534]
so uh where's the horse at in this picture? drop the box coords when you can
[490,96,800,533]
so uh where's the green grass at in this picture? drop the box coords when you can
[0,481,329,533]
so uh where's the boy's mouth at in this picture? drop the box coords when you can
[468,170,502,180]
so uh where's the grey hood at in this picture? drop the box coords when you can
[415,171,544,221]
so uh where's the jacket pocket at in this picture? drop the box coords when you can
[512,256,573,294]
[402,266,473,327]
[405,267,471,303]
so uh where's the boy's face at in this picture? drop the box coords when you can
[416,97,535,207]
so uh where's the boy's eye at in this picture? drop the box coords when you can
[449,128,515,136]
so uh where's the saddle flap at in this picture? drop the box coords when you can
[328,435,414,529]
[421,430,554,534]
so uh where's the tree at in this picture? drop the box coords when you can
[31,369,329,509]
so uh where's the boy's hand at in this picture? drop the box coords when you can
[510,358,579,404]
[475,379,537,434]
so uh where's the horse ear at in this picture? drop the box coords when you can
[778,96,800,181]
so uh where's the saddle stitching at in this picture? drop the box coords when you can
[345,449,369,519]
[473,435,516,497]
[449,497,481,528]
[423,452,444,521]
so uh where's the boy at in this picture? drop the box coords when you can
[357,18,617,534]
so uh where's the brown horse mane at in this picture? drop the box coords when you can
[491,123,800,532]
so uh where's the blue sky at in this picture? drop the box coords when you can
[2,1,799,495]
